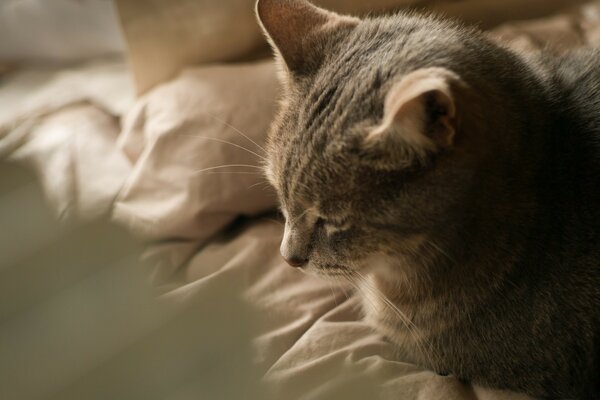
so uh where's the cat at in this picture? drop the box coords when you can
[255,0,600,398]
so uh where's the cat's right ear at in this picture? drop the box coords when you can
[256,0,359,77]
[359,67,467,169]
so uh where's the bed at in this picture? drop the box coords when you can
[1,1,599,399]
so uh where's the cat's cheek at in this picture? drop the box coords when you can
[358,253,390,273]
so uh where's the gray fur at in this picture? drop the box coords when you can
[257,1,600,398]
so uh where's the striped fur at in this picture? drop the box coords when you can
[257,1,600,398]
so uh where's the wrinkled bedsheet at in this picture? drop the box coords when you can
[2,2,600,399]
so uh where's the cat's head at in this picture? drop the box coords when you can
[256,0,529,279]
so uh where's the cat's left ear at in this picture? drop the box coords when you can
[256,0,359,76]
[363,67,465,166]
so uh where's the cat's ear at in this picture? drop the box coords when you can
[363,68,465,167]
[256,0,359,76]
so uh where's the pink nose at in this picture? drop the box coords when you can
[284,256,308,268]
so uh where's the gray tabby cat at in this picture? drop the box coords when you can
[255,0,600,398]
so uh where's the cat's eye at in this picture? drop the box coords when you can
[326,219,348,228]
[317,216,351,233]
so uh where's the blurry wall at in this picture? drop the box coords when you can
[0,0,587,67]
[0,0,124,63]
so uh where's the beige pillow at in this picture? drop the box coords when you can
[114,0,585,95]
[114,0,434,95]
[113,61,279,266]
[489,1,600,54]
[430,0,587,30]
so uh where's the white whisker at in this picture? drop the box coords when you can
[352,270,439,370]
[191,164,263,175]
[202,171,263,175]
[425,240,456,264]
[328,282,340,307]
[174,134,267,161]
[203,112,268,154]
[343,272,377,313]
[247,181,273,190]
[337,273,354,302]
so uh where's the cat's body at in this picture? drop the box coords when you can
[372,49,600,397]
[256,1,600,398]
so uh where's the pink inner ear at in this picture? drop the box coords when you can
[424,89,456,147]
[372,68,460,148]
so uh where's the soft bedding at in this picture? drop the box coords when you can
[2,1,600,399]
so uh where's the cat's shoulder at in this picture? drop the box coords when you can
[552,48,600,83]
[542,48,600,158]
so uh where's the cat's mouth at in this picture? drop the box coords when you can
[312,264,352,277]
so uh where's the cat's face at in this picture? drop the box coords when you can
[256,0,482,278]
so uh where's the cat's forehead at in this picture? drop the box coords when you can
[269,16,470,219]
[276,158,390,223]
[283,200,352,226]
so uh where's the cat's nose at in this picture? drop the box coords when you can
[280,225,309,268]
[283,255,308,268]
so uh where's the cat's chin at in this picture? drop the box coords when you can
[302,263,352,279]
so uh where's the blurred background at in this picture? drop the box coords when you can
[1,0,597,91]
[1,1,599,400]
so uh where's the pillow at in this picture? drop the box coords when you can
[114,0,586,95]
[1,104,131,224]
[0,60,133,222]
[489,1,600,53]
[113,61,279,277]
[429,0,587,30]
[113,0,437,94]
[0,0,123,63]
